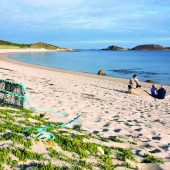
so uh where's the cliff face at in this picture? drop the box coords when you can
[131,44,165,50]
[102,45,126,50]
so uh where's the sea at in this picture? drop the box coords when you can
[10,50,170,85]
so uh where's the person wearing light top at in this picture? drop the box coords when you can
[128,74,141,93]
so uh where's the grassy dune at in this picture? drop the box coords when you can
[0,107,163,170]
[0,40,61,50]
[0,45,21,49]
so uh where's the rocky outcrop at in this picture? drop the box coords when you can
[97,70,106,75]
[145,80,155,83]
[131,44,165,50]
[102,45,126,50]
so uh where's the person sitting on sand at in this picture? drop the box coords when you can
[151,84,158,97]
[157,86,166,99]
[128,74,141,92]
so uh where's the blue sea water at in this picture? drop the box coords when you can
[10,50,170,85]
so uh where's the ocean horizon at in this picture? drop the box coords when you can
[10,50,170,85]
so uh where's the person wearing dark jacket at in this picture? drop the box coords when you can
[151,84,158,97]
[157,86,166,99]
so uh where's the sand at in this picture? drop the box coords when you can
[0,49,170,169]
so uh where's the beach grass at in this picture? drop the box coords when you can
[0,45,22,49]
[0,40,60,50]
[0,107,164,169]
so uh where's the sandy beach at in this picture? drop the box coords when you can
[0,49,170,169]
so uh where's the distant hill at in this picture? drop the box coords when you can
[30,42,60,50]
[131,44,165,50]
[0,40,66,50]
[101,44,170,51]
[102,45,127,50]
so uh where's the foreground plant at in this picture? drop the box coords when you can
[0,107,164,169]
[142,154,163,164]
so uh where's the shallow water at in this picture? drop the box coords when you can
[10,50,170,85]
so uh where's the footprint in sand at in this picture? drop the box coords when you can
[142,143,153,148]
[135,149,142,156]
[149,148,161,153]
[112,118,119,122]
[135,128,142,132]
[152,136,161,140]
[160,144,169,151]
[140,137,151,142]
[102,129,109,132]
[103,123,111,127]
[93,130,99,134]
[137,133,143,137]
[114,129,122,133]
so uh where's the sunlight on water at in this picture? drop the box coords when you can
[10,50,170,85]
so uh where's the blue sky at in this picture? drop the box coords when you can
[0,0,170,49]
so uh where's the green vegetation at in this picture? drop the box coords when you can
[0,40,61,50]
[0,40,31,48]
[101,136,124,143]
[128,141,137,145]
[47,147,93,169]
[0,45,21,49]
[30,42,60,50]
[142,154,164,163]
[0,107,164,169]
[115,148,135,161]
[12,148,44,161]
[20,162,68,170]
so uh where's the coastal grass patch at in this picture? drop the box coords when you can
[19,162,68,170]
[142,154,164,164]
[101,136,124,143]
[114,148,135,161]
[0,40,61,50]
[0,107,164,169]
[0,45,21,49]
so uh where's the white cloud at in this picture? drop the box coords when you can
[0,0,170,34]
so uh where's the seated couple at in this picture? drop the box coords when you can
[151,85,166,99]
[128,74,141,93]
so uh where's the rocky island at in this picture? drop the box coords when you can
[102,45,127,50]
[102,44,170,51]
[131,44,166,50]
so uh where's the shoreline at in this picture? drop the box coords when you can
[1,49,169,89]
[0,49,131,84]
